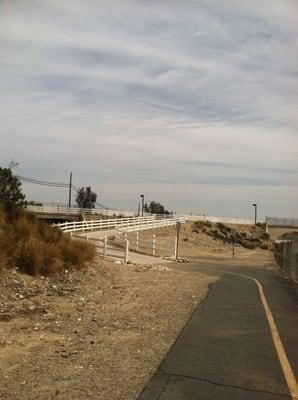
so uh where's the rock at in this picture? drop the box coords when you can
[114,261,122,265]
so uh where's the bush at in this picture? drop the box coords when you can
[216,222,231,234]
[260,232,270,241]
[0,204,96,276]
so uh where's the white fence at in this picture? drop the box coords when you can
[117,217,183,233]
[74,235,129,263]
[54,215,184,234]
[183,215,255,225]
[266,217,298,228]
[25,204,137,217]
[120,232,176,258]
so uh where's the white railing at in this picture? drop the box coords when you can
[182,215,255,225]
[54,215,184,234]
[73,234,128,263]
[25,204,137,217]
[119,232,176,258]
[118,217,183,233]
[266,217,298,228]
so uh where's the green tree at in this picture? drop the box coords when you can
[0,167,25,214]
[75,186,97,209]
[144,201,170,215]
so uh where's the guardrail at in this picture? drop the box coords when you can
[118,232,176,258]
[25,205,137,217]
[266,217,298,227]
[117,217,183,233]
[74,235,128,263]
[54,215,183,234]
[182,215,255,225]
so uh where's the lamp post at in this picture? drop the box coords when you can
[252,203,257,225]
[68,172,72,208]
[140,194,144,217]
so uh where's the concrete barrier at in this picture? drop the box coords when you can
[274,240,298,283]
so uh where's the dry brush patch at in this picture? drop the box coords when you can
[0,205,96,276]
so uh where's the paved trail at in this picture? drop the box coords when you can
[139,261,298,399]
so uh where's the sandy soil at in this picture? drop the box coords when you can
[0,259,215,400]
[0,220,276,400]
[130,221,271,260]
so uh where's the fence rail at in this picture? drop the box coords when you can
[55,215,184,234]
[74,235,128,263]
[182,215,255,225]
[114,232,176,258]
[266,217,298,227]
[117,217,183,233]
[25,204,137,217]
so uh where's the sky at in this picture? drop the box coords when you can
[0,0,297,218]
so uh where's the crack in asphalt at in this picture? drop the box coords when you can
[156,370,292,399]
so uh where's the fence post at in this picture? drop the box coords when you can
[152,234,156,256]
[125,239,129,263]
[174,236,178,259]
[136,231,139,252]
[103,237,107,260]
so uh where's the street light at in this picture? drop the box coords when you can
[252,203,257,225]
[140,194,144,217]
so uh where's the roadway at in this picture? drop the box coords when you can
[139,260,298,399]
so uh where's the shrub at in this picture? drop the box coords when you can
[260,232,270,241]
[60,238,96,269]
[0,203,96,276]
[216,222,231,234]
[16,237,44,275]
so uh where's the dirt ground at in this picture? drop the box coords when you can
[0,221,277,400]
[131,221,272,260]
[0,258,215,400]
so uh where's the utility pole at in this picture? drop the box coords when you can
[68,172,72,208]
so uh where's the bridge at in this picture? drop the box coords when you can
[25,204,138,221]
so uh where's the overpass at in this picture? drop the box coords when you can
[25,204,138,222]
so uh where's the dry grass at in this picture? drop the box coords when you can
[0,204,96,276]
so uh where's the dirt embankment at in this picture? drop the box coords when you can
[135,221,273,260]
[0,259,215,400]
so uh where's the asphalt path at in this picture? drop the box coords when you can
[138,260,298,399]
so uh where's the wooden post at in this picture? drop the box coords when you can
[174,236,178,259]
[125,239,129,264]
[103,237,107,260]
[152,234,156,256]
[136,231,139,252]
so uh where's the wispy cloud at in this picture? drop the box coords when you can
[0,0,297,216]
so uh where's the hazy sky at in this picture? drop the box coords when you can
[1,0,297,217]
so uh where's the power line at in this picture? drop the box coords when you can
[17,175,111,209]
[17,175,69,187]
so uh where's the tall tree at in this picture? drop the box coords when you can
[75,186,97,209]
[144,201,170,215]
[0,167,25,214]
